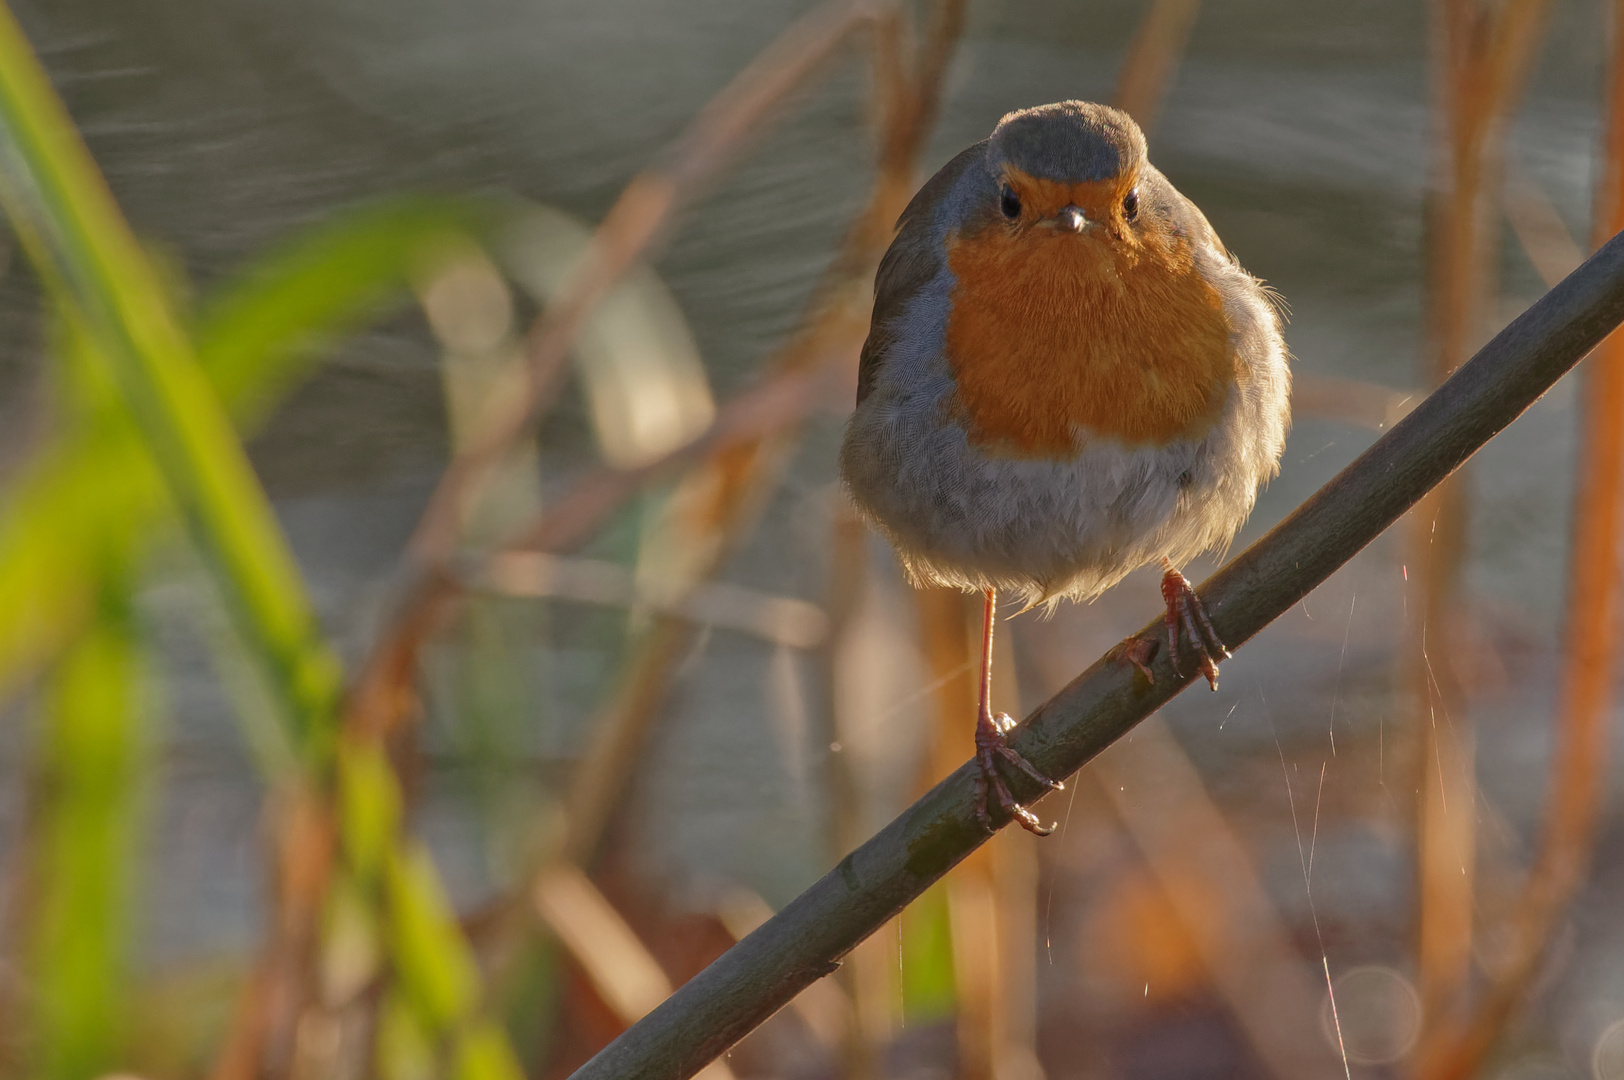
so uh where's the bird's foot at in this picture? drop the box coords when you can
[1160,563,1231,691]
[974,711,1062,836]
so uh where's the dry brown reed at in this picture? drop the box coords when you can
[1408,0,1555,1036]
[1114,0,1206,132]
[1413,3,1624,1075]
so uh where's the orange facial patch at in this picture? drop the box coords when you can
[1005,173,1128,226]
[943,183,1235,457]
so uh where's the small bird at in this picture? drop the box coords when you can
[840,101,1290,834]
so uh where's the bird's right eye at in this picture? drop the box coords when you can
[1000,184,1022,219]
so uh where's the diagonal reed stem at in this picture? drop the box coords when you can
[566,226,1624,1080]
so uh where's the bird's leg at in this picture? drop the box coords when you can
[1160,558,1231,690]
[972,588,1061,835]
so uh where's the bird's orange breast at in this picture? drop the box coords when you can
[942,222,1235,457]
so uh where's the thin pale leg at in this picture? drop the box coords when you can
[973,588,1062,835]
[1159,558,1232,690]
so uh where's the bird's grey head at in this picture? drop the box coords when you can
[986,101,1148,184]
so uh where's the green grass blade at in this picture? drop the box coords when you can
[0,0,343,758]
[0,429,148,704]
[0,197,490,709]
[27,583,147,1080]
[900,882,957,1025]
[0,15,523,1071]
[193,195,495,430]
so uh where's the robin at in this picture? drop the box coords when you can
[840,101,1291,834]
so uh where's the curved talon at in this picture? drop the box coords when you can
[975,714,1059,836]
[1160,561,1230,690]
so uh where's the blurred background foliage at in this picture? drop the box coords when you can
[0,1,1620,1079]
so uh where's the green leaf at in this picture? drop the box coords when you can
[28,583,148,1080]
[0,12,340,756]
[900,881,957,1024]
[337,741,405,880]
[194,195,496,430]
[376,988,437,1080]
[0,5,507,761]
[0,198,492,711]
[384,845,481,1029]
[454,1019,529,1080]
[0,15,523,1074]
[0,428,150,706]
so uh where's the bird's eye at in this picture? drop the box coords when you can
[1000,184,1022,220]
[1123,187,1140,222]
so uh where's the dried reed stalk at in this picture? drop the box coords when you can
[1504,163,1586,288]
[1087,719,1343,1079]
[1410,0,1554,1028]
[1412,4,1624,1076]
[405,5,957,1070]
[911,590,990,1079]
[1114,0,1205,131]
[814,498,881,1075]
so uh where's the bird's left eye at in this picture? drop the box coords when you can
[1000,184,1022,220]
[1123,187,1140,222]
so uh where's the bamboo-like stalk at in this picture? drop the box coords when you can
[1020,620,1340,1079]
[1114,0,1205,132]
[1411,3,1624,1075]
[817,499,882,1076]
[516,10,966,1069]
[1411,0,1555,1027]
[565,227,1624,1080]
[1088,720,1342,1078]
[912,589,993,1078]
[910,592,1043,1080]
[1504,163,1587,288]
[985,631,1042,1080]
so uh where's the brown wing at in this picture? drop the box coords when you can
[856,141,988,406]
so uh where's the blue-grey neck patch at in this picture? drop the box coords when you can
[987,101,1147,184]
